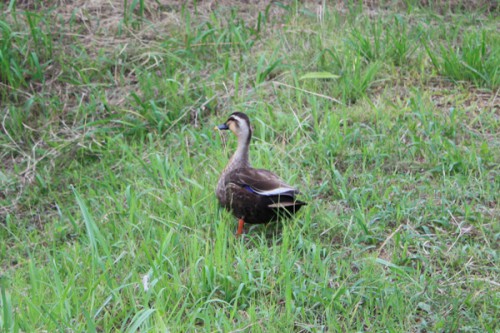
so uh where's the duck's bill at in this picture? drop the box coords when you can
[215,124,229,130]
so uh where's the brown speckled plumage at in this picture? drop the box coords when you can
[215,112,306,231]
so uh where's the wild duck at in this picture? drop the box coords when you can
[215,112,306,235]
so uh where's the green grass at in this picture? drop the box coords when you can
[425,28,500,89]
[1,1,499,332]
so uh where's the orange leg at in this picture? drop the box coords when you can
[237,219,245,236]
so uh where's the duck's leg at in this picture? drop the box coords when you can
[237,219,245,236]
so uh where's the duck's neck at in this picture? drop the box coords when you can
[228,134,251,170]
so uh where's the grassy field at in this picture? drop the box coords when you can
[1,1,499,331]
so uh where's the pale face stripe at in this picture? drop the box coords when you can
[230,115,249,131]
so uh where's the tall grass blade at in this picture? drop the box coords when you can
[0,278,14,333]
[125,309,156,333]
[71,186,109,258]
[300,72,340,80]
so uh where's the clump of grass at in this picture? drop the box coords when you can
[0,12,52,99]
[425,30,500,89]
[347,22,384,62]
[300,45,381,104]
[387,15,421,66]
[346,15,423,66]
[322,48,381,103]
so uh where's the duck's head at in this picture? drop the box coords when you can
[216,112,253,143]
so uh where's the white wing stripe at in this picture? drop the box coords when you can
[252,187,297,196]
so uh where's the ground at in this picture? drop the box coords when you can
[0,1,499,332]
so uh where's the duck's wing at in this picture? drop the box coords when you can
[228,168,300,198]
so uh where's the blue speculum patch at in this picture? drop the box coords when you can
[242,185,256,194]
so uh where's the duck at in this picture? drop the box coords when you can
[215,112,306,235]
